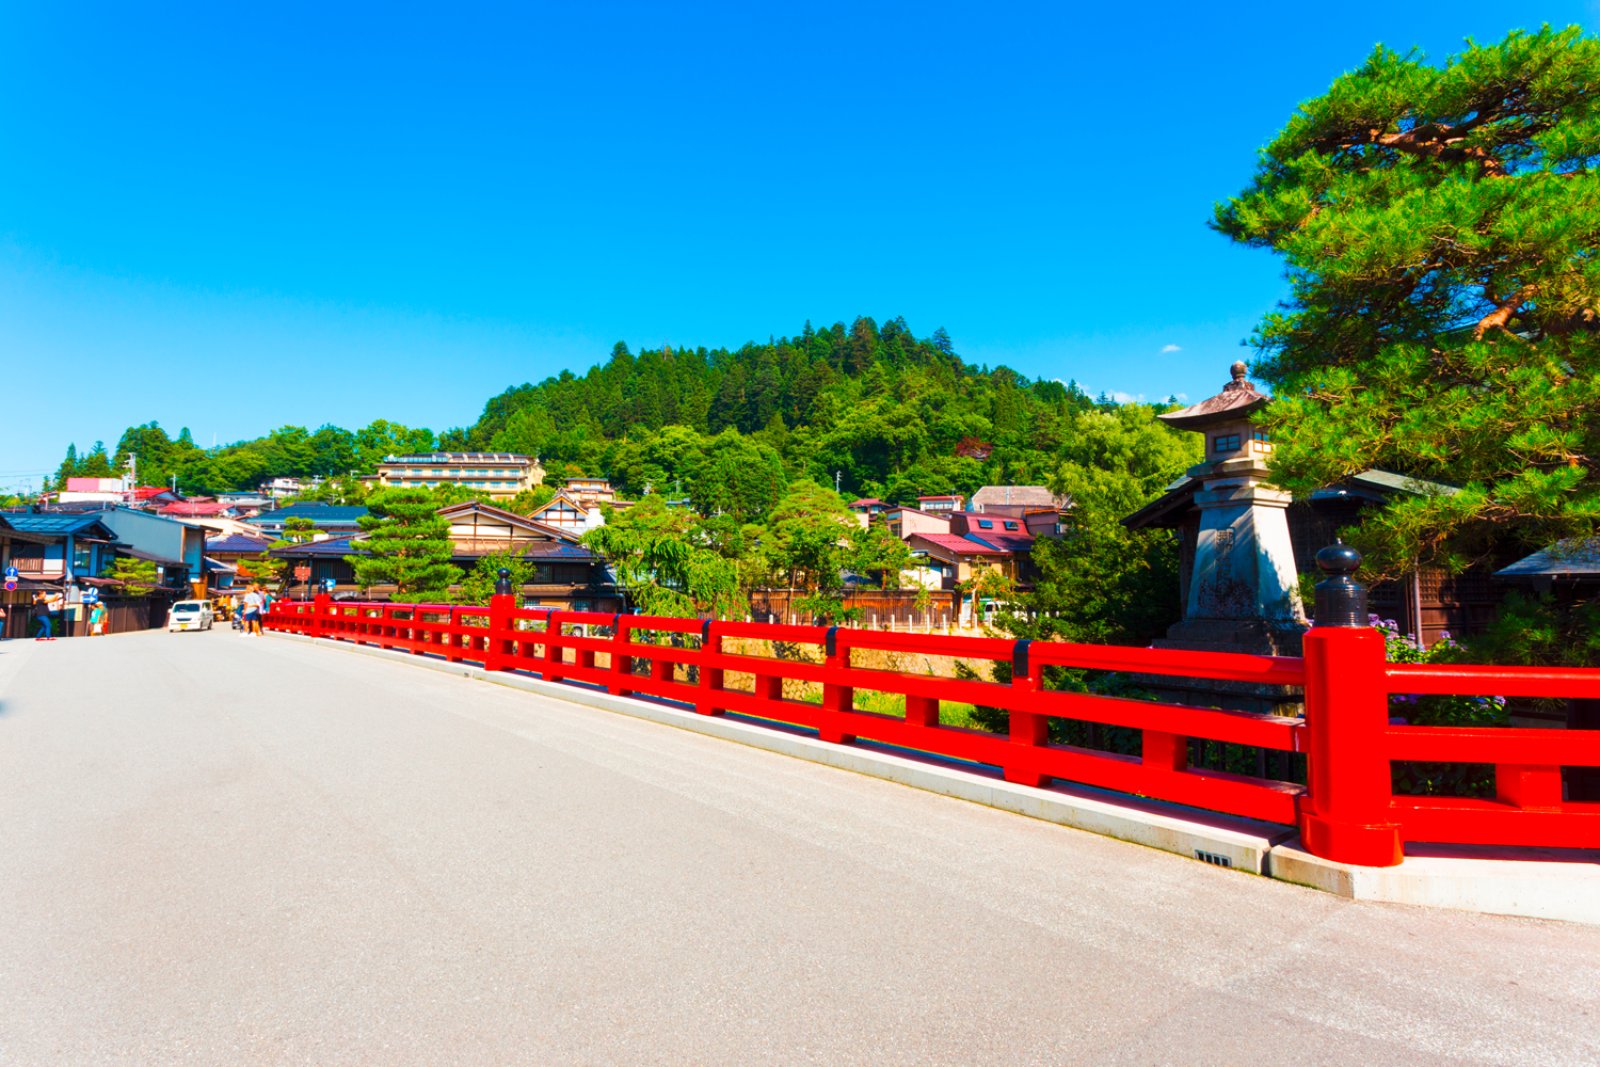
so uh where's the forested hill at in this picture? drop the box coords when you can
[442,316,1186,504]
[46,316,1197,517]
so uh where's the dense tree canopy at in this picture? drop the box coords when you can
[447,316,1125,508]
[53,317,1176,536]
[582,495,744,618]
[1002,404,1199,646]
[1214,24,1600,572]
[49,420,436,498]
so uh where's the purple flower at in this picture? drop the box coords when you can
[1388,715,1409,725]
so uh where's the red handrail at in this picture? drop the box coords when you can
[263,595,1600,867]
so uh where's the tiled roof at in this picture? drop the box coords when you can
[1496,540,1600,579]
[382,452,533,463]
[255,505,369,526]
[972,485,1066,510]
[515,543,595,560]
[270,536,361,558]
[849,498,885,507]
[912,533,1007,556]
[159,502,233,516]
[206,533,273,553]
[3,513,110,535]
[965,533,1034,553]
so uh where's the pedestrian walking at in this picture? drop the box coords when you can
[31,592,54,640]
[89,601,107,636]
[0,603,8,639]
[242,585,264,636]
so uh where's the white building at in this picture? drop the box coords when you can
[375,453,544,500]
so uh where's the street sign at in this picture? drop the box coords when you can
[2,580,14,592]
[293,565,311,581]
[3,565,16,579]
[82,587,100,604]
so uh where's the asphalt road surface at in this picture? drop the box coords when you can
[1,628,1597,1066]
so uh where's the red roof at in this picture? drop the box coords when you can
[971,533,1034,553]
[849,498,884,507]
[159,501,232,517]
[912,533,1007,556]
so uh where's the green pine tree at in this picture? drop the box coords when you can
[1214,24,1600,575]
[347,489,462,601]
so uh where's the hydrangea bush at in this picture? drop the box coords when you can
[1373,614,1507,797]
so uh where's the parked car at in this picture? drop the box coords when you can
[167,599,215,632]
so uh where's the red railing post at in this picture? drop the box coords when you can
[544,611,565,682]
[1299,544,1403,866]
[313,593,332,639]
[609,615,633,696]
[1300,626,1401,865]
[1496,764,1564,809]
[819,626,856,745]
[1004,639,1049,788]
[905,694,939,729]
[485,594,514,672]
[1142,730,1188,776]
[696,619,725,717]
[651,643,675,686]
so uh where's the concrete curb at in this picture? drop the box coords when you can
[1265,842,1600,924]
[271,632,1600,925]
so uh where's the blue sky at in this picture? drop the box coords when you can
[1,1,1593,491]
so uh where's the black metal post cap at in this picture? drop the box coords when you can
[498,567,511,578]
[1315,541,1362,577]
[1312,541,1367,627]
[493,567,514,596]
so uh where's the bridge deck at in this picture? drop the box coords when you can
[1,629,1596,1064]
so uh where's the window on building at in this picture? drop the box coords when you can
[1252,429,1270,442]
[1214,434,1241,453]
[73,542,92,572]
[1004,521,1019,531]
[978,519,994,529]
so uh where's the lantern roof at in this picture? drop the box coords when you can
[1158,362,1269,430]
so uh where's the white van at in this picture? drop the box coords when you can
[167,600,215,632]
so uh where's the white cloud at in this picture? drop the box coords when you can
[1111,391,1145,404]
[1160,343,1182,354]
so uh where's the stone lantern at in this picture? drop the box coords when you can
[1157,361,1305,657]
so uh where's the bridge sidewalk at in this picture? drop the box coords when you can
[272,631,1600,927]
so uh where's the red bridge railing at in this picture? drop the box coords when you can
[264,595,1600,868]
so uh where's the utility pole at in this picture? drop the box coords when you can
[835,470,842,495]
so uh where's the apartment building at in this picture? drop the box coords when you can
[374,452,544,500]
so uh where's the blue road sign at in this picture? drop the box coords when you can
[82,587,100,604]
[3,579,15,592]
[3,565,16,579]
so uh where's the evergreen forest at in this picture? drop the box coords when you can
[48,316,1196,526]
